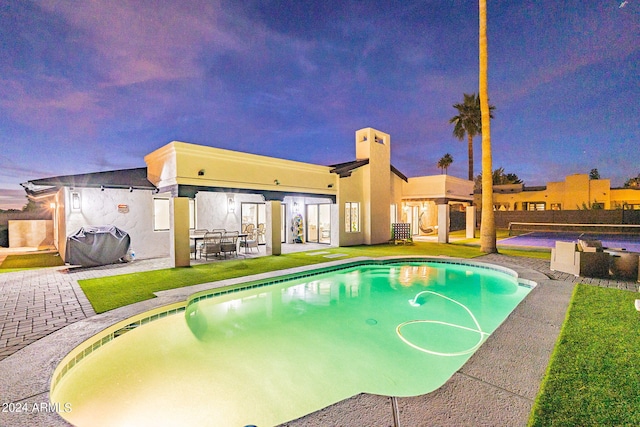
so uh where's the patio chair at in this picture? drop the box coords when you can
[241,229,259,253]
[221,231,239,258]
[200,231,222,260]
[190,229,209,259]
[245,223,255,236]
[257,223,266,244]
[550,240,610,278]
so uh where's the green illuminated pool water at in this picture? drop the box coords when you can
[51,261,532,427]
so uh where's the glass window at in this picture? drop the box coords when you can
[345,202,360,233]
[153,198,170,231]
[189,199,196,229]
[526,202,546,211]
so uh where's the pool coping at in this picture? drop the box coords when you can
[0,255,567,427]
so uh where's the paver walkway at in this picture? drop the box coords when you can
[0,258,171,361]
[481,252,638,291]
[1,253,636,362]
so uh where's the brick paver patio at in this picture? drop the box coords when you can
[0,258,171,361]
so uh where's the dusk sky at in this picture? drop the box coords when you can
[1,0,638,209]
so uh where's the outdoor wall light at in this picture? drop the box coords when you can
[198,169,205,176]
[129,187,133,193]
[100,185,105,191]
[71,192,81,211]
[49,202,56,209]
[274,179,280,185]
[227,196,235,213]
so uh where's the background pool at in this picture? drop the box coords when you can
[499,231,640,252]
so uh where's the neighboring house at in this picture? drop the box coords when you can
[477,174,640,211]
[21,128,475,266]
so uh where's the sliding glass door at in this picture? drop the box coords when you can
[241,203,266,244]
[306,204,331,244]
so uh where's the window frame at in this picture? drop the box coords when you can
[345,202,360,233]
[153,197,171,231]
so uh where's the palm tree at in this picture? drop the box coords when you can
[437,153,453,175]
[449,94,494,181]
[479,0,497,253]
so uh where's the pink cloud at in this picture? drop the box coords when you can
[37,0,246,87]
[0,77,105,134]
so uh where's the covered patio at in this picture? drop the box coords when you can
[145,141,340,266]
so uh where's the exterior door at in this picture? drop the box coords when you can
[306,204,331,244]
[412,206,420,235]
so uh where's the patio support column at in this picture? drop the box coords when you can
[437,203,449,243]
[170,197,191,267]
[265,200,282,256]
[466,205,476,239]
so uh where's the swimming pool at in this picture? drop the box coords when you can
[50,259,533,427]
[500,231,640,252]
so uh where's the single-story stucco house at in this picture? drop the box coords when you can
[21,128,475,266]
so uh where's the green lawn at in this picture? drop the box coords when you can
[529,284,640,426]
[0,252,65,270]
[80,241,487,313]
[79,237,550,314]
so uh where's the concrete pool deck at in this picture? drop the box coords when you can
[0,253,637,427]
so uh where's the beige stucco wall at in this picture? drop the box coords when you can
[493,188,551,211]
[355,128,391,245]
[8,220,54,248]
[390,173,405,224]
[336,166,365,246]
[402,175,474,202]
[145,141,338,197]
[64,187,169,260]
[493,174,620,211]
[611,188,640,208]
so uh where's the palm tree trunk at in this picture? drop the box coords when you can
[467,134,474,181]
[479,0,497,253]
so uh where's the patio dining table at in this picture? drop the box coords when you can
[190,232,249,258]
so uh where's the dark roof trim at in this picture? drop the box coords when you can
[329,159,408,182]
[523,185,547,192]
[162,184,336,203]
[329,159,370,178]
[23,167,156,191]
[391,165,408,182]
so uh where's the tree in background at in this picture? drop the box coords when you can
[589,168,601,180]
[624,173,640,188]
[22,200,38,212]
[437,153,454,175]
[474,167,522,191]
